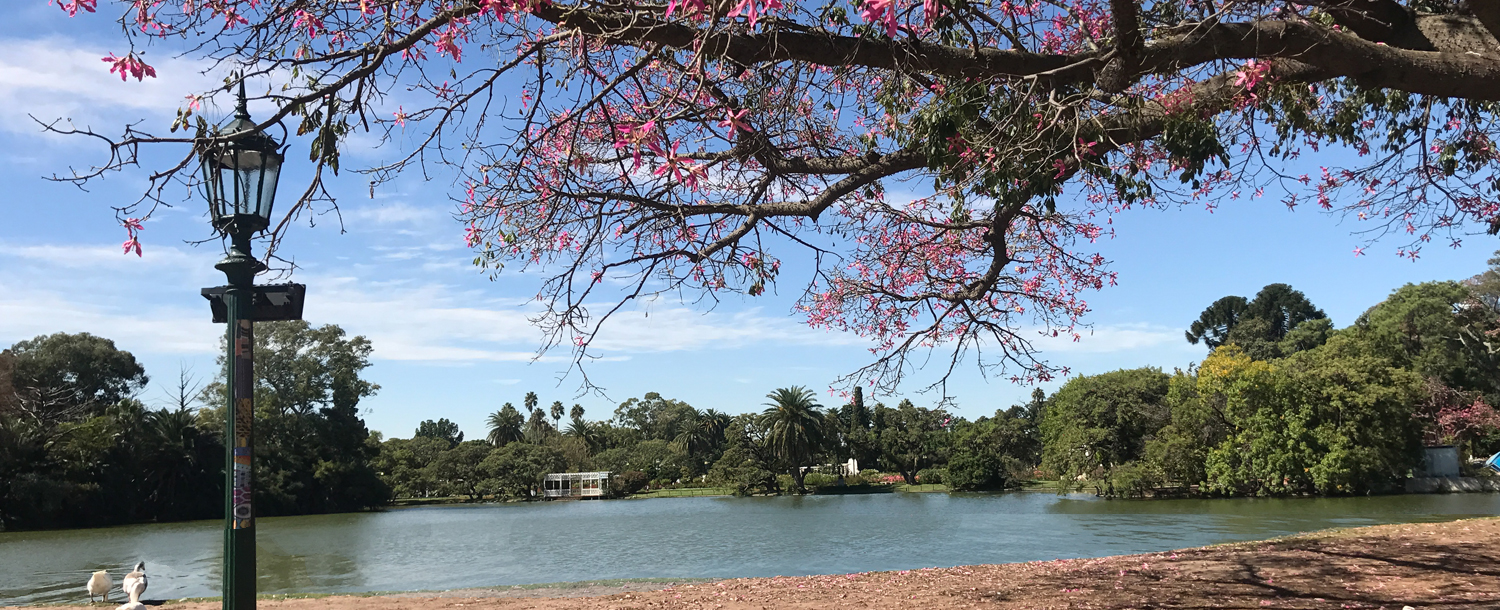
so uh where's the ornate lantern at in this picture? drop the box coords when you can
[199,80,284,236]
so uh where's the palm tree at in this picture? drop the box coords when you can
[486,403,525,447]
[524,407,554,442]
[142,407,217,520]
[569,404,585,421]
[524,391,539,413]
[674,409,730,460]
[564,417,602,453]
[761,386,827,493]
[549,401,565,428]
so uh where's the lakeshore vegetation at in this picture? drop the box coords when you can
[1,255,1497,530]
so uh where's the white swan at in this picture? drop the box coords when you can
[86,570,112,603]
[114,602,146,610]
[121,562,147,604]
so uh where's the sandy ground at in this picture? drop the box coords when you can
[16,517,1500,610]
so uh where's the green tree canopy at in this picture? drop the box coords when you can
[203,321,388,515]
[1040,368,1171,482]
[479,442,565,499]
[5,332,148,421]
[1352,281,1498,399]
[1468,251,1500,311]
[873,399,951,485]
[1222,317,1284,361]
[1187,285,1326,352]
[1245,283,1328,342]
[1185,296,1251,349]
[947,410,1036,491]
[415,418,465,448]
[612,392,698,441]
[1279,318,1336,357]
[428,440,493,501]
[1202,338,1424,496]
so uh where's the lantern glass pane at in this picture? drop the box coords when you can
[256,152,282,219]
[201,148,227,223]
[234,152,256,217]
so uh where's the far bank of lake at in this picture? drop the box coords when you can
[4,491,1499,605]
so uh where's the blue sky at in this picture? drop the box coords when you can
[0,4,1493,439]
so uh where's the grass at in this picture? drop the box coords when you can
[1016,479,1067,491]
[631,487,736,498]
[390,496,473,507]
[894,483,949,493]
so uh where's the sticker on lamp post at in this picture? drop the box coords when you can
[232,447,252,528]
[232,393,253,529]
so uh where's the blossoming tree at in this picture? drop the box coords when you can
[51,0,1500,392]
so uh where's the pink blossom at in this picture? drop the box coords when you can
[435,24,465,62]
[729,0,783,29]
[666,0,708,18]
[292,9,323,38]
[102,54,157,82]
[860,0,899,37]
[718,108,754,137]
[922,0,943,28]
[53,0,97,17]
[1233,59,1269,91]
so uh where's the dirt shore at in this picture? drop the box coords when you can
[16,517,1500,610]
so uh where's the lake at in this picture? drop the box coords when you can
[4,491,1499,605]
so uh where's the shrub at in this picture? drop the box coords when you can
[916,468,945,485]
[1106,462,1160,498]
[615,470,649,494]
[858,469,882,479]
[947,451,1005,490]
[803,472,838,487]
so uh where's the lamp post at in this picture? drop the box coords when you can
[197,78,288,610]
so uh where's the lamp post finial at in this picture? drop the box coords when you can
[235,75,250,121]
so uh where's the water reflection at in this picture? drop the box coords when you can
[3,491,1497,605]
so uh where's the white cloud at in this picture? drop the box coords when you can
[0,242,213,273]
[301,276,859,364]
[0,37,221,137]
[344,201,449,226]
[0,282,220,355]
[0,238,1193,376]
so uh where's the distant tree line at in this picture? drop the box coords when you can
[379,381,1046,500]
[5,257,1497,529]
[0,321,387,531]
[383,254,1500,501]
[1041,259,1500,497]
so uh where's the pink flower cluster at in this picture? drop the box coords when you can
[121,218,145,257]
[102,53,157,81]
[53,0,96,16]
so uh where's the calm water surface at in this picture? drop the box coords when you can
[3,491,1498,605]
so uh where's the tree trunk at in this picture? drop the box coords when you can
[901,469,916,485]
[791,466,807,493]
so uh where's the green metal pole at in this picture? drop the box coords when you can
[218,230,258,610]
